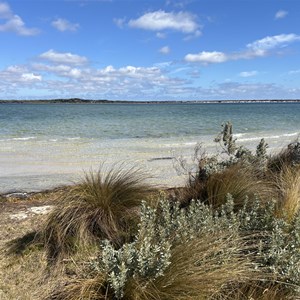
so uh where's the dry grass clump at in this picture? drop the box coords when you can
[47,275,107,300]
[41,166,152,263]
[188,164,273,209]
[270,165,300,220]
[217,283,296,300]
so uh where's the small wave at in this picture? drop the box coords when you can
[234,133,246,138]
[239,135,280,142]
[12,137,36,141]
[238,133,299,143]
[283,132,299,137]
[67,137,81,140]
[0,137,36,142]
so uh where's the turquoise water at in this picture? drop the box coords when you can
[0,103,299,192]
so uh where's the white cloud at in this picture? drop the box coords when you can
[247,34,300,52]
[128,10,200,34]
[51,18,79,32]
[0,2,39,36]
[183,29,202,40]
[39,50,88,65]
[33,63,71,73]
[113,17,126,28]
[159,46,170,54]
[185,51,228,64]
[288,69,300,75]
[33,63,84,79]
[21,73,42,81]
[2,60,300,100]
[69,68,82,78]
[156,32,166,39]
[0,2,11,18]
[0,66,42,95]
[186,34,300,64]
[6,65,27,73]
[239,71,258,77]
[0,14,40,36]
[275,10,288,20]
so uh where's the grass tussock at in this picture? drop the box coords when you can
[188,164,272,209]
[48,275,107,300]
[220,283,296,300]
[271,165,300,220]
[41,165,152,263]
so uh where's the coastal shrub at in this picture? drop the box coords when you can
[175,122,271,208]
[49,194,300,299]
[268,140,300,172]
[49,195,268,300]
[175,122,296,211]
[40,165,152,263]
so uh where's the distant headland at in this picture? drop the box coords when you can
[0,98,300,104]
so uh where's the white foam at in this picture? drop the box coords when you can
[67,137,81,140]
[238,133,298,143]
[12,137,36,141]
[283,132,299,137]
[234,133,246,138]
[0,137,36,142]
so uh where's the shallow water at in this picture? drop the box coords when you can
[0,102,299,193]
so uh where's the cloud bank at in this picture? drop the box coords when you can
[0,1,39,36]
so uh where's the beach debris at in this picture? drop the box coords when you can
[9,205,54,220]
[10,212,28,221]
[28,205,53,215]
[4,192,29,200]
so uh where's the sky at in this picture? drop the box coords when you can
[0,0,300,101]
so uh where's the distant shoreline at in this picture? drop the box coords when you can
[0,98,300,104]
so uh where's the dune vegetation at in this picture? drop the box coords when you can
[1,122,300,300]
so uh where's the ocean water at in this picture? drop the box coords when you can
[0,102,299,193]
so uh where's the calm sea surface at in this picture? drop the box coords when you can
[0,102,299,192]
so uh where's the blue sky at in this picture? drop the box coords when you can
[0,0,300,100]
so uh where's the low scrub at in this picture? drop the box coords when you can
[49,194,300,299]
[176,122,300,212]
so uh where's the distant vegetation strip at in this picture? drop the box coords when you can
[0,98,300,104]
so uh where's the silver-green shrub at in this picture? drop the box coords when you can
[260,211,300,287]
[90,193,300,299]
[90,195,245,299]
[235,195,300,288]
